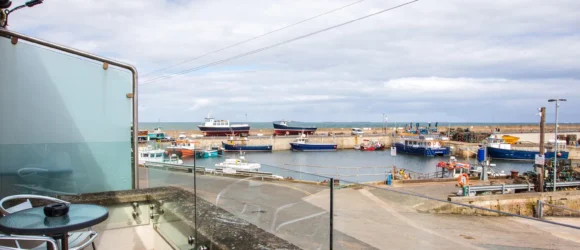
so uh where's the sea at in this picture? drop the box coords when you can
[139,122,550,130]
[184,150,532,183]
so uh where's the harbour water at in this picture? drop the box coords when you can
[187,150,533,183]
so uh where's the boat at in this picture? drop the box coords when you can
[289,135,337,151]
[436,157,470,178]
[197,113,250,136]
[195,149,219,158]
[165,139,197,158]
[486,135,569,161]
[138,147,183,165]
[357,139,386,151]
[273,120,317,135]
[138,130,149,142]
[215,153,261,171]
[394,135,450,156]
[222,137,272,152]
[147,127,168,141]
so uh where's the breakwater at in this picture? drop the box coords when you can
[155,135,393,151]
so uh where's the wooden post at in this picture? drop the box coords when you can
[538,107,546,192]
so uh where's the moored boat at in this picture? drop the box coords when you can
[273,120,317,135]
[357,139,386,151]
[196,149,219,158]
[165,139,197,158]
[486,135,569,161]
[394,135,450,156]
[197,113,250,136]
[138,147,183,165]
[215,153,261,171]
[290,135,337,151]
[222,137,272,152]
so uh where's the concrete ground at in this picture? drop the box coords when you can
[140,168,580,250]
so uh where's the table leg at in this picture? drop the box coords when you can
[62,233,69,250]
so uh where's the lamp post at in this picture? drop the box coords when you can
[548,98,566,192]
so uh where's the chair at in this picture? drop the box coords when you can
[0,234,58,250]
[0,195,98,250]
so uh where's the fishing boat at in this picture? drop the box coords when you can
[197,113,250,136]
[138,147,183,165]
[486,135,569,161]
[436,157,470,178]
[273,120,317,135]
[147,127,168,141]
[138,130,149,142]
[356,139,386,151]
[222,137,272,152]
[195,149,219,158]
[215,153,261,171]
[290,135,337,151]
[394,135,450,156]
[165,139,197,158]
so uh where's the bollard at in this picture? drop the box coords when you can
[537,200,543,219]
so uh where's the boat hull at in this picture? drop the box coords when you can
[198,125,250,136]
[196,150,219,158]
[487,147,569,161]
[273,123,317,135]
[222,142,272,152]
[394,143,449,156]
[165,148,195,158]
[290,143,337,151]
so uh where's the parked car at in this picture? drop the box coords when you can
[351,128,364,136]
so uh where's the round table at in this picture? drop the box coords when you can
[0,204,108,250]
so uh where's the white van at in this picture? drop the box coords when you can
[351,128,364,136]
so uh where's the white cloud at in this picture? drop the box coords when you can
[6,0,580,122]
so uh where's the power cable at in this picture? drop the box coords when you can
[141,0,365,77]
[140,0,418,86]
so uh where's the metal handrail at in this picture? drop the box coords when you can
[0,28,140,189]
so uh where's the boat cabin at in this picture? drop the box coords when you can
[203,117,231,127]
[401,135,447,149]
[148,127,166,140]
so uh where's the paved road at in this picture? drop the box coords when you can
[141,168,580,249]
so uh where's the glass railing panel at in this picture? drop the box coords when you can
[197,164,332,249]
[0,35,134,197]
[145,163,197,249]
[335,179,580,249]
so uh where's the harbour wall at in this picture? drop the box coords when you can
[159,135,393,151]
[444,191,580,217]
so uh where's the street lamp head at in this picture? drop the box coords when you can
[548,99,557,102]
[559,99,567,102]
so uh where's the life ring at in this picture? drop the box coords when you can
[404,174,409,180]
[458,173,469,187]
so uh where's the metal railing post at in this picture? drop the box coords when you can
[329,177,334,250]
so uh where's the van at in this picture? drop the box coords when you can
[351,128,364,136]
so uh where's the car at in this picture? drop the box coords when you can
[351,128,364,136]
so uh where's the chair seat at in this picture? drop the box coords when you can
[68,231,95,249]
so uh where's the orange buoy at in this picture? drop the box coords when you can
[458,173,469,187]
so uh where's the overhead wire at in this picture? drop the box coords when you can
[141,0,366,78]
[140,0,419,86]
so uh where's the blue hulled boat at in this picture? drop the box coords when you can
[222,138,272,152]
[394,135,450,156]
[486,136,569,161]
[290,137,337,151]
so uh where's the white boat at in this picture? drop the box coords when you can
[138,147,183,165]
[215,153,261,171]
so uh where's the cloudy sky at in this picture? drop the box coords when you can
[7,0,580,123]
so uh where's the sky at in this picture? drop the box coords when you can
[7,0,580,123]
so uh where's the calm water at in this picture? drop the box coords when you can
[185,150,533,183]
[140,122,549,130]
